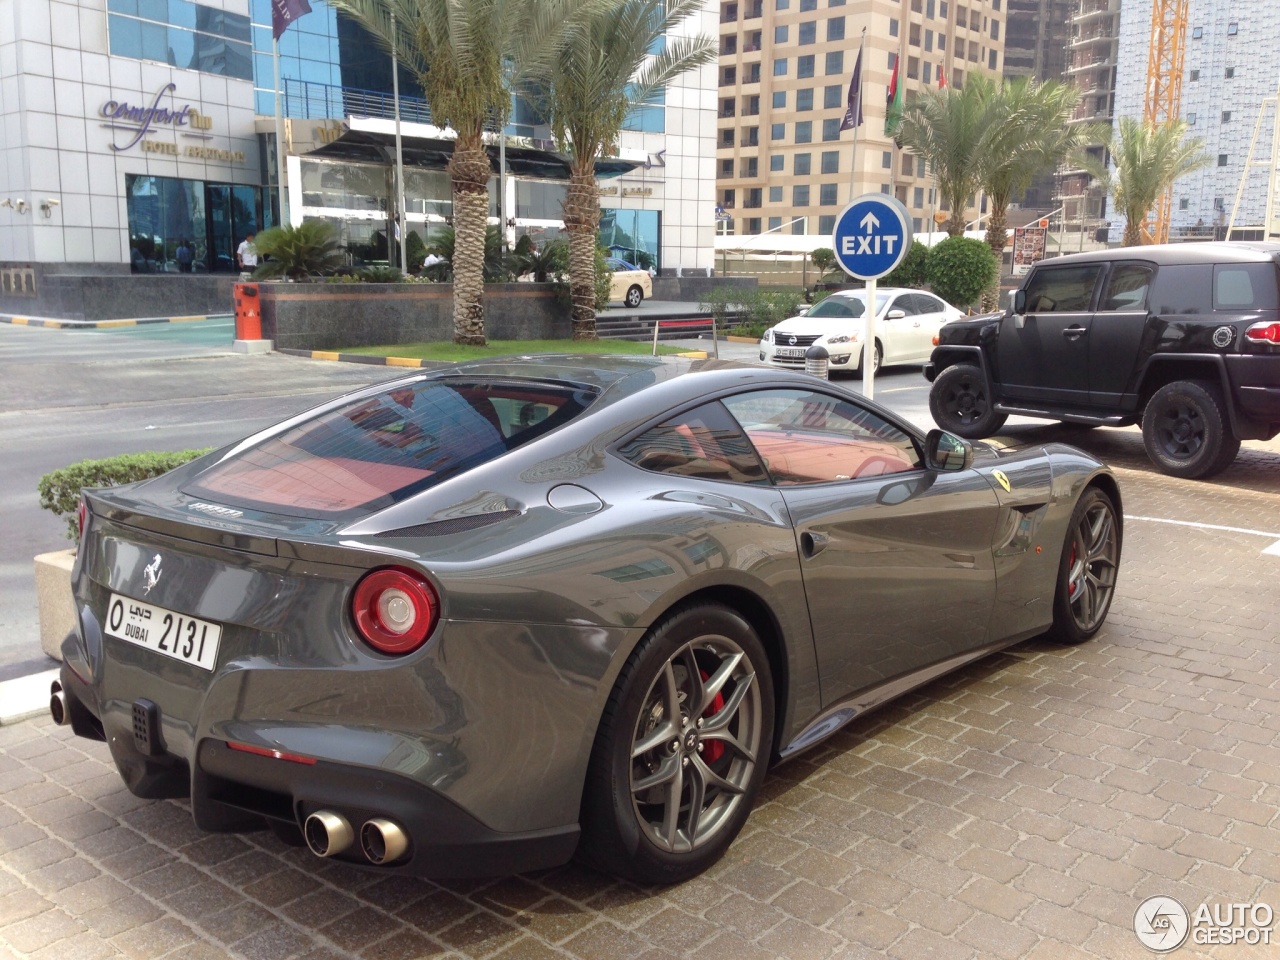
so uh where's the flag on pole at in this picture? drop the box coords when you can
[885,57,904,136]
[839,44,864,131]
[272,0,313,40]
[938,67,948,90]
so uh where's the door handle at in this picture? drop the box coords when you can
[800,531,828,558]
[1062,326,1088,339]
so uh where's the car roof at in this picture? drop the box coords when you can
[1036,241,1280,267]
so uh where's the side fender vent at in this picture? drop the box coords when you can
[382,510,520,538]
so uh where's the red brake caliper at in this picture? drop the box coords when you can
[1068,542,1078,596]
[699,670,726,763]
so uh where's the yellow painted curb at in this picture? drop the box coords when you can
[311,351,340,361]
[384,356,424,367]
[726,335,758,343]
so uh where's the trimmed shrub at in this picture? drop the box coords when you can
[884,240,929,289]
[39,450,211,542]
[924,236,998,308]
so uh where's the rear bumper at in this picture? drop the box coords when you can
[58,660,580,878]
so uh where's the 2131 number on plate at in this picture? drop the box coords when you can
[105,594,222,671]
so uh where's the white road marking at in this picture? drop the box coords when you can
[1125,514,1280,557]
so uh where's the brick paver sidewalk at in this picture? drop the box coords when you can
[1,462,1278,960]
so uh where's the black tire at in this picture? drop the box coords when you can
[852,339,883,376]
[625,285,644,308]
[929,363,1008,438]
[1046,486,1121,644]
[1141,380,1240,479]
[579,603,774,885]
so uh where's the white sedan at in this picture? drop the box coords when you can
[760,288,964,374]
[606,257,653,308]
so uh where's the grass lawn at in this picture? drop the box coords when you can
[340,339,689,361]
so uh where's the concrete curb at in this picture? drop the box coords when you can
[0,668,60,725]
[0,312,232,329]
[275,348,449,368]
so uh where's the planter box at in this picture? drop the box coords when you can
[34,549,76,661]
[256,282,571,352]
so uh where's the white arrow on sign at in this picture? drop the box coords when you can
[860,212,880,233]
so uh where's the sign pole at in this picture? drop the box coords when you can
[391,11,407,273]
[863,275,877,399]
[272,38,288,227]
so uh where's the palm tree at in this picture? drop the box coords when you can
[978,79,1104,260]
[896,74,998,237]
[1081,117,1212,247]
[328,0,598,344]
[532,0,716,339]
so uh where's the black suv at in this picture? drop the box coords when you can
[924,242,1280,478]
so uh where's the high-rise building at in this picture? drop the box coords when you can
[1002,0,1072,209]
[716,0,1008,241]
[1057,0,1119,234]
[1111,0,1280,238]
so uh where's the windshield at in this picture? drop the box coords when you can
[803,293,891,320]
[185,378,597,518]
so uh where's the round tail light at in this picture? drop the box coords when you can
[351,567,438,655]
[77,498,88,541]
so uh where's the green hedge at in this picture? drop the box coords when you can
[39,449,212,541]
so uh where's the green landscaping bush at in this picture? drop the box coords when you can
[39,450,212,542]
[884,240,929,289]
[924,236,998,309]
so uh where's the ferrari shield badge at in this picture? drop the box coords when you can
[992,470,1011,493]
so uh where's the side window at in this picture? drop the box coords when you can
[914,293,946,314]
[1022,265,1103,312]
[1099,263,1154,311]
[722,389,920,485]
[890,295,918,316]
[1215,263,1280,309]
[1150,264,1212,314]
[618,402,769,484]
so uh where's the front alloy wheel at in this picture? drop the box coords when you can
[1048,487,1121,644]
[581,604,773,884]
[625,285,644,308]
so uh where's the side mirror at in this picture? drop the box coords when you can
[886,308,906,320]
[1013,289,1027,314]
[796,304,811,315]
[924,429,974,472]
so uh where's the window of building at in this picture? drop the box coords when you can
[721,129,734,146]
[882,150,892,169]
[1222,111,1232,122]
[721,66,737,85]
[798,55,815,77]
[1228,22,1238,36]
[742,157,758,177]
[1214,196,1224,211]
[1225,66,1235,78]
[818,214,836,234]
[938,34,946,51]
[800,0,817,10]
[909,24,921,46]
[907,56,920,79]
[797,88,814,110]
[991,20,999,40]
[830,0,845,6]
[793,185,810,206]
[794,153,811,175]
[925,29,933,52]
[108,0,253,80]
[989,50,997,70]
[992,0,1000,8]
[1188,112,1196,124]
[913,186,924,207]
[743,95,760,116]
[889,17,898,37]
[828,16,845,41]
[1189,69,1199,81]
[927,0,935,15]
[743,126,759,145]
[795,120,813,143]
[722,189,735,208]
[826,51,843,74]
[774,58,787,75]
[924,62,932,84]
[821,151,838,174]
[771,122,786,140]
[721,98,736,118]
[824,84,841,108]
[776,0,789,8]
[913,217,922,232]
[799,21,816,45]
[769,216,782,231]
[1192,26,1203,39]
[820,183,838,206]
[940,1,948,15]
[822,118,840,140]
[745,217,762,234]
[771,154,784,171]
[744,187,762,208]
[719,159,733,178]
[792,218,807,234]
[775,25,788,42]
[1218,154,1228,166]
[769,186,783,202]
[773,91,786,108]
[1179,198,1189,210]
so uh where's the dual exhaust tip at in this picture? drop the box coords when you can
[50,682,70,726]
[304,810,408,865]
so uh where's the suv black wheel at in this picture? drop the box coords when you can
[580,603,774,885]
[1141,381,1240,479]
[1046,486,1120,644]
[929,363,1007,438]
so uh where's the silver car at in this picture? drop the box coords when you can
[54,356,1122,884]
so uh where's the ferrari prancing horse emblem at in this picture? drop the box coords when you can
[992,470,1011,493]
[142,554,162,595]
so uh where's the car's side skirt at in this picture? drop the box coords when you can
[776,630,1042,762]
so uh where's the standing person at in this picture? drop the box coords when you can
[176,239,193,273]
[236,232,258,277]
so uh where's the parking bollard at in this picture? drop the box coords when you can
[805,344,829,380]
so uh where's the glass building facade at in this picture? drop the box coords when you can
[107,0,253,80]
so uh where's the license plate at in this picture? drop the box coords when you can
[775,347,807,358]
[105,593,222,671]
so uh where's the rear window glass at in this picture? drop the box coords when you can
[186,379,596,517]
[1214,264,1280,310]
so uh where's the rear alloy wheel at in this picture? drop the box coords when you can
[929,363,1007,438]
[580,604,773,884]
[1141,380,1240,479]
[625,285,644,308]
[1047,487,1121,644]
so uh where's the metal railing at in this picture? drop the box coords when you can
[281,78,434,125]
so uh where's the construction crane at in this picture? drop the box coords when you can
[1141,0,1190,244]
